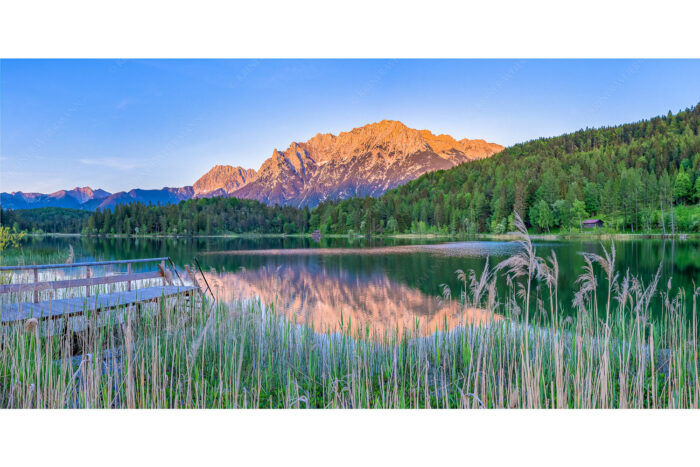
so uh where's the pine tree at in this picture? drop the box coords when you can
[673,167,692,203]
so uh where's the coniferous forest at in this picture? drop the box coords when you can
[2,104,699,235]
[1,207,92,234]
[82,197,308,235]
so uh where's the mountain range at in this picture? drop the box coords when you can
[1,187,111,210]
[1,121,502,210]
[1,186,194,211]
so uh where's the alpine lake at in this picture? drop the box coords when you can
[15,235,700,333]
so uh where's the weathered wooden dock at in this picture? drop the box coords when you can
[0,257,200,324]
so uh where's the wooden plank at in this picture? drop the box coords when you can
[43,299,85,318]
[0,257,170,271]
[0,270,162,294]
[5,302,42,320]
[0,285,197,323]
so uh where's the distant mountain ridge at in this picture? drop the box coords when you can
[96,187,194,209]
[1,187,110,210]
[1,186,193,211]
[2,120,502,210]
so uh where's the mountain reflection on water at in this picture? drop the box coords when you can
[202,263,500,335]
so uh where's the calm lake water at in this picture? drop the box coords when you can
[13,236,700,330]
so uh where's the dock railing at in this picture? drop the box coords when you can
[0,257,183,303]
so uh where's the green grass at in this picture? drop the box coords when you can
[0,288,697,408]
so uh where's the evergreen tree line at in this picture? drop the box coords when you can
[0,207,92,234]
[81,197,308,235]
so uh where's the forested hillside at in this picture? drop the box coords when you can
[310,104,700,234]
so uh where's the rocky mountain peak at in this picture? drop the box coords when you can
[230,120,503,207]
[192,165,257,197]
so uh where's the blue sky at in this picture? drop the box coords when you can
[1,59,699,193]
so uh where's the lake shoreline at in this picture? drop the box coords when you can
[21,231,700,241]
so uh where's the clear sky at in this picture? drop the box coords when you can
[1,59,699,193]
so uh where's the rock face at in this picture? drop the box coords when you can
[230,120,503,207]
[193,165,257,198]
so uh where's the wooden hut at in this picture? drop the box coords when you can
[582,219,604,229]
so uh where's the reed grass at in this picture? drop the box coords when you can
[0,228,698,408]
[1,285,697,408]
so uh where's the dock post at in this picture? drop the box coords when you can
[33,268,39,304]
[127,263,132,291]
[86,266,92,297]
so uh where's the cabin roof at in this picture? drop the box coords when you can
[582,219,603,224]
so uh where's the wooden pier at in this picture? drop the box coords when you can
[0,257,200,324]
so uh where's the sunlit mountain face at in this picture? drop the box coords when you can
[201,262,500,336]
[225,120,503,207]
